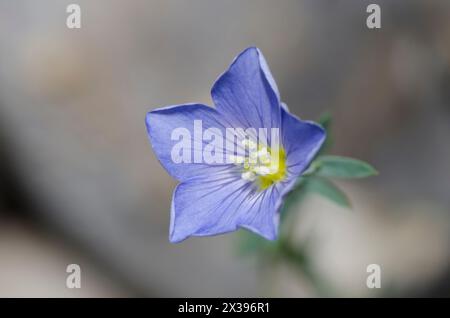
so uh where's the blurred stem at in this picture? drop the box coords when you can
[277,178,336,297]
[276,237,335,297]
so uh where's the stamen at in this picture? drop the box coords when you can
[241,171,256,181]
[242,139,257,150]
[269,162,279,173]
[232,142,286,189]
[253,166,270,175]
[249,151,258,160]
[257,148,271,164]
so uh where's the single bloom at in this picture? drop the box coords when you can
[146,47,325,243]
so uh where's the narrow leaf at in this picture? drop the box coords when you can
[304,176,351,208]
[315,155,378,179]
[316,112,333,155]
[236,230,273,256]
[317,111,332,132]
[280,178,308,220]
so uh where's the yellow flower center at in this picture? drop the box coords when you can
[229,139,287,190]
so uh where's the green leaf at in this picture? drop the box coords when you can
[314,155,378,179]
[235,230,276,256]
[317,111,332,132]
[276,238,337,297]
[279,178,308,220]
[316,112,333,155]
[303,176,351,208]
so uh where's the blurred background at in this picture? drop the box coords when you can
[1,0,450,297]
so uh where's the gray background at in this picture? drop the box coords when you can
[0,0,450,297]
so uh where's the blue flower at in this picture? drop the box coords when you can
[146,47,325,243]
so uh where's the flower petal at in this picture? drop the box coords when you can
[281,108,326,176]
[146,103,231,181]
[211,47,281,135]
[170,174,281,243]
